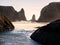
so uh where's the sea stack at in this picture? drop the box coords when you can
[18,8,26,21]
[37,2,60,22]
[31,14,36,22]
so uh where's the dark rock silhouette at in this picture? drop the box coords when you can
[0,6,18,21]
[0,15,14,32]
[37,2,60,22]
[31,14,36,22]
[0,6,26,21]
[18,8,26,21]
[30,19,60,45]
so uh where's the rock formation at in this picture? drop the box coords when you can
[0,6,18,21]
[31,14,36,22]
[0,15,14,32]
[0,6,26,21]
[18,8,26,21]
[37,2,60,22]
[30,19,60,45]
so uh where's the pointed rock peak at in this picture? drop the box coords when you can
[33,14,35,18]
[21,8,24,11]
[19,8,25,12]
[31,14,36,22]
[18,8,26,21]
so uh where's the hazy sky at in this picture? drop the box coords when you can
[0,0,60,20]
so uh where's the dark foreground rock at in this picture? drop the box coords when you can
[30,19,60,45]
[38,2,60,22]
[0,16,14,32]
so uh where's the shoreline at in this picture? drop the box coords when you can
[12,21,49,30]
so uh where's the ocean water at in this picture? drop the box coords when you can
[0,30,42,45]
[0,21,48,45]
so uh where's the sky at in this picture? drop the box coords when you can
[0,0,60,20]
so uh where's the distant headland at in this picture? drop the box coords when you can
[1,2,60,22]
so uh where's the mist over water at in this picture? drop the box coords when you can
[12,21,48,30]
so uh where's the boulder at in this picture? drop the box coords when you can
[37,2,60,22]
[0,15,14,32]
[30,19,60,45]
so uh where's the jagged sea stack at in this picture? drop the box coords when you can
[0,15,14,32]
[37,2,60,22]
[18,8,26,21]
[31,14,36,22]
[30,19,60,45]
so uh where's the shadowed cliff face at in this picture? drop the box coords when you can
[0,6,26,21]
[37,2,60,22]
[0,15,14,32]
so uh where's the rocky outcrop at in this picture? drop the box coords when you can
[0,6,26,21]
[0,15,14,32]
[31,14,36,22]
[30,19,60,45]
[18,8,26,21]
[37,2,60,22]
[0,6,18,21]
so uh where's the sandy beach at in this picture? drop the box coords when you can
[12,21,48,30]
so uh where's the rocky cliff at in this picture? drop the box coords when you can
[18,8,26,21]
[30,19,60,45]
[0,6,26,21]
[37,2,60,22]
